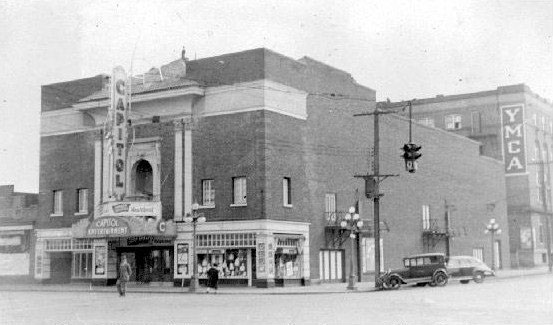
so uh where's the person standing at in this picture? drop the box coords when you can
[206,263,219,294]
[117,255,132,297]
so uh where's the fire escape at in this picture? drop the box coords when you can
[422,218,468,253]
[324,212,389,249]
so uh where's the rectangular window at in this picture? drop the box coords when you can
[53,190,63,215]
[76,188,88,214]
[417,118,435,127]
[202,179,215,207]
[232,177,247,205]
[422,205,430,230]
[445,114,462,130]
[72,252,92,278]
[539,224,544,243]
[283,177,292,206]
[471,111,481,133]
[472,248,483,261]
[325,193,336,221]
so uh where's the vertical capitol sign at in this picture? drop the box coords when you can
[111,66,128,199]
[501,104,527,175]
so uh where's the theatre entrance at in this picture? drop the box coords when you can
[119,247,173,283]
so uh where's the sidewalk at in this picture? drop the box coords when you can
[0,267,549,295]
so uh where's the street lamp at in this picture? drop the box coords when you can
[184,202,206,293]
[484,218,501,271]
[341,206,364,290]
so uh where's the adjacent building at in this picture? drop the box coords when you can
[0,185,38,283]
[35,48,510,287]
[382,84,553,268]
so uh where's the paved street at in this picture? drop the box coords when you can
[1,275,552,325]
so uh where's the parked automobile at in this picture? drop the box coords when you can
[379,253,448,289]
[447,255,495,284]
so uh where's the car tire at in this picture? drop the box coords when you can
[388,276,401,290]
[432,272,448,287]
[473,271,485,283]
[460,280,470,284]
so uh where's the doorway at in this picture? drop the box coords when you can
[49,252,72,284]
[119,247,173,283]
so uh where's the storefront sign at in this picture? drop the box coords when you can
[176,243,189,275]
[501,105,527,175]
[110,66,128,199]
[101,201,161,218]
[257,242,266,273]
[94,246,106,275]
[125,236,173,246]
[87,217,130,237]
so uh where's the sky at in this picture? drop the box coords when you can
[0,0,552,192]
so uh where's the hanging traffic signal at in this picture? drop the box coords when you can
[401,143,422,173]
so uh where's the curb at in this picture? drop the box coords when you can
[0,271,549,295]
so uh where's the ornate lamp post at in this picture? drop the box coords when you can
[184,202,206,293]
[484,218,501,271]
[341,206,364,290]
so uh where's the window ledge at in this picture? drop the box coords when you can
[198,205,215,209]
[283,204,293,208]
[50,213,64,217]
[74,212,89,216]
[230,203,247,207]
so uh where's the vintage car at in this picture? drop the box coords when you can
[447,255,495,284]
[379,253,448,289]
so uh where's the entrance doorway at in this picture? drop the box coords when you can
[49,252,72,284]
[119,247,173,283]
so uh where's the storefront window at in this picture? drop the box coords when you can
[275,248,301,279]
[72,252,92,278]
[197,248,249,278]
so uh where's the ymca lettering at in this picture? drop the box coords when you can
[501,105,527,175]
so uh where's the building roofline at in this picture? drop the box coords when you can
[378,83,552,108]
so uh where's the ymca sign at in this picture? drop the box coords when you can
[501,105,527,175]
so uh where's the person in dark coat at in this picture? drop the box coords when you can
[117,255,132,297]
[206,263,219,294]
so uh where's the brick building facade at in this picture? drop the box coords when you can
[35,48,509,287]
[0,185,38,282]
[382,84,553,268]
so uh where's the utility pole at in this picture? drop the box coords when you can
[355,107,398,288]
[445,201,450,257]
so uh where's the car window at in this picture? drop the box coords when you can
[423,257,431,265]
[416,257,424,266]
[448,258,459,267]
[404,259,410,267]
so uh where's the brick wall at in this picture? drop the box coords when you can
[192,111,266,221]
[37,131,95,228]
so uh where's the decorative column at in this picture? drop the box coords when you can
[174,121,184,218]
[183,117,193,215]
[94,130,103,218]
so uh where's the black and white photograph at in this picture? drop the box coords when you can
[0,1,552,324]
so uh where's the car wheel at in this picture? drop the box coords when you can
[460,280,470,284]
[433,272,448,287]
[388,276,401,290]
[473,271,485,283]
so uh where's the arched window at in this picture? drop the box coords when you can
[134,159,153,197]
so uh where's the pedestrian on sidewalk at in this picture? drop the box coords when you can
[117,255,132,297]
[206,263,219,294]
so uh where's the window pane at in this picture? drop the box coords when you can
[233,177,246,204]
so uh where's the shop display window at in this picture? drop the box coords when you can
[275,249,301,279]
[197,248,248,278]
